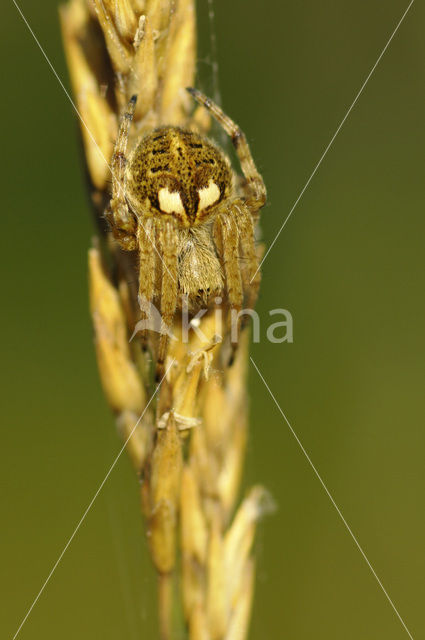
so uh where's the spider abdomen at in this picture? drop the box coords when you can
[125,126,233,227]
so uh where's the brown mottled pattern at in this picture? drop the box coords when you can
[126,126,233,226]
[109,89,266,374]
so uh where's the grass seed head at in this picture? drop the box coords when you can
[61,1,269,637]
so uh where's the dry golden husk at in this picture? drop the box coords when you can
[61,1,270,638]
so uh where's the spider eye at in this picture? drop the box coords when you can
[197,180,220,211]
[158,187,185,214]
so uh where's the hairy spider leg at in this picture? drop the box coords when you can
[235,204,261,310]
[189,89,265,349]
[108,95,138,243]
[186,88,266,211]
[213,213,243,347]
[137,219,156,349]
[156,220,179,380]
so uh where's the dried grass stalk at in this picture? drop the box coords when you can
[60,1,271,637]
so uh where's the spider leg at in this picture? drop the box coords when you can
[214,213,243,351]
[112,95,137,192]
[236,203,261,313]
[137,219,156,349]
[186,88,266,211]
[107,95,138,246]
[156,219,179,380]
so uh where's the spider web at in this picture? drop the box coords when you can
[196,0,230,151]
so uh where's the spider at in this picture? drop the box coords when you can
[105,88,266,377]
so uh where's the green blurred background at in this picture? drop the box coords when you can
[1,1,424,638]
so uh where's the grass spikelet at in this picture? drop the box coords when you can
[61,1,269,637]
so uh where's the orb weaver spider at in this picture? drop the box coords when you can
[105,88,266,376]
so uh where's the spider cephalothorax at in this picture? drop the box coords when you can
[105,89,266,375]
